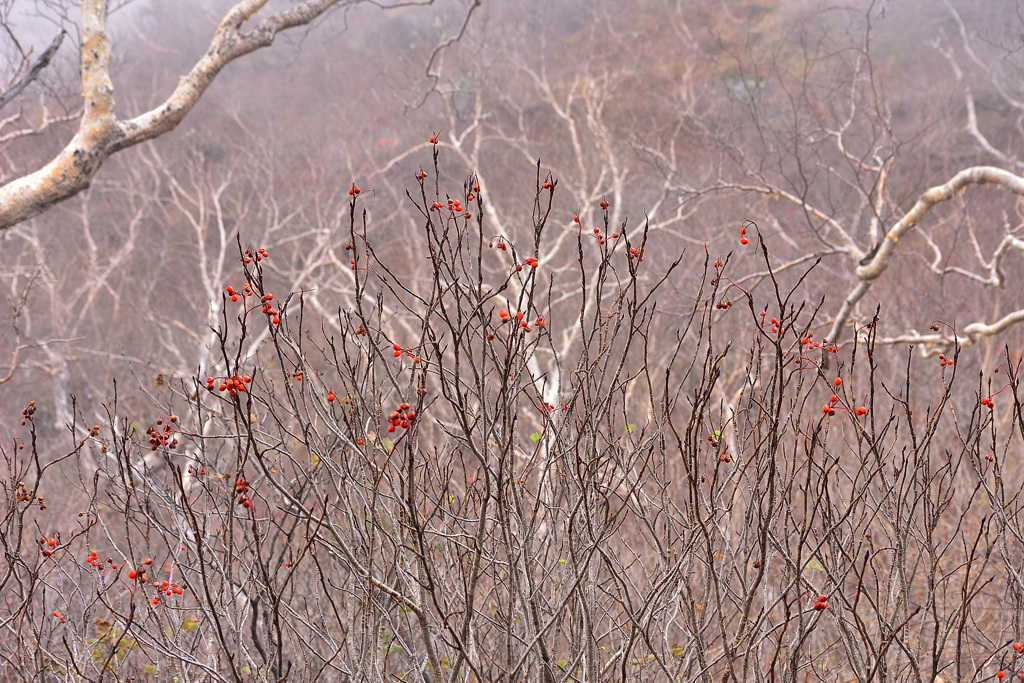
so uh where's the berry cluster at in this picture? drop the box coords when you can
[151,577,187,602]
[225,282,252,302]
[390,343,422,363]
[497,309,545,333]
[513,256,539,272]
[15,481,44,507]
[760,314,785,336]
[84,549,118,570]
[126,557,152,582]
[145,415,178,451]
[236,478,252,508]
[590,225,621,246]
[937,353,953,367]
[39,536,58,557]
[260,293,280,324]
[981,396,995,409]
[429,196,471,219]
[242,245,269,264]
[812,594,828,611]
[823,394,838,416]
[206,373,251,397]
[798,333,838,354]
[20,400,35,426]
[386,403,417,433]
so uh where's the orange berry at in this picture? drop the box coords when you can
[47,538,56,547]
[834,377,842,387]
[128,570,137,579]
[740,237,748,245]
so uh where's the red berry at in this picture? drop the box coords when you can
[47,538,56,547]
[834,377,842,386]
[740,237,748,245]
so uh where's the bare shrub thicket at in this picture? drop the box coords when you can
[2,149,1023,682]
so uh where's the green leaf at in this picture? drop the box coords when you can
[529,432,541,442]
[626,423,635,431]
[804,559,824,571]
[143,665,156,674]
[382,438,394,452]
[182,617,199,632]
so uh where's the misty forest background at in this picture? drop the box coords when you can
[4,0,1022,422]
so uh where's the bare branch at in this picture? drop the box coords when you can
[0,30,64,112]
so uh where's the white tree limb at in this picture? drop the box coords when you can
[826,166,1024,345]
[0,0,349,230]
